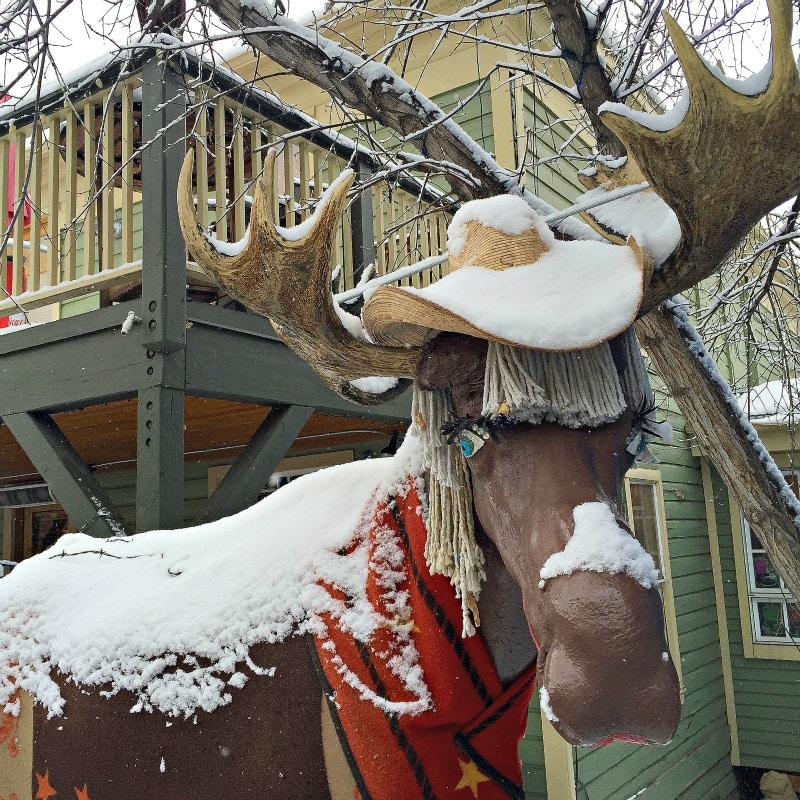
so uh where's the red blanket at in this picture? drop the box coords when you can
[313,480,537,800]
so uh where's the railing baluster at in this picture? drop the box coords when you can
[312,147,322,199]
[435,213,448,278]
[82,100,96,276]
[11,128,25,296]
[299,140,309,220]
[0,138,9,296]
[46,116,61,286]
[29,122,42,291]
[232,107,245,240]
[214,97,227,240]
[373,186,386,278]
[121,82,135,266]
[194,87,209,231]
[249,117,262,184]
[282,143,294,226]
[102,93,115,271]
[64,107,78,284]
[387,190,399,277]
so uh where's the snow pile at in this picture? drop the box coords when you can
[539,686,559,723]
[446,195,550,256]
[0,436,430,719]
[539,502,659,589]
[577,182,681,267]
[736,378,800,425]
[397,197,643,350]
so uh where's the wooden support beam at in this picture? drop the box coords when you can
[136,385,185,532]
[135,56,188,532]
[140,56,187,354]
[1,411,127,538]
[200,404,313,523]
[350,156,376,283]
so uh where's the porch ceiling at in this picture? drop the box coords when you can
[0,396,407,487]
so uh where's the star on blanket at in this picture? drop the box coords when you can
[34,770,57,800]
[455,757,490,797]
[74,783,92,800]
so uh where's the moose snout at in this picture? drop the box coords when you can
[531,570,681,747]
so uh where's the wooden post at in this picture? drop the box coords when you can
[136,55,187,532]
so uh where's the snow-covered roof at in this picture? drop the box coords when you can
[736,378,800,425]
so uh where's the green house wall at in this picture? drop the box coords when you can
[707,465,800,774]
[551,406,738,800]
[522,88,590,211]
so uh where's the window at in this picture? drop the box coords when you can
[0,503,72,570]
[624,469,684,697]
[742,472,800,644]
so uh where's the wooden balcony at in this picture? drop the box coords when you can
[0,49,448,537]
[0,50,450,325]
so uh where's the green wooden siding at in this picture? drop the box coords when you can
[708,465,800,773]
[95,458,225,530]
[569,407,738,800]
[434,82,495,155]
[60,200,145,318]
[522,707,547,800]
[522,91,590,211]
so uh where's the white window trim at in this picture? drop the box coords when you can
[623,468,685,700]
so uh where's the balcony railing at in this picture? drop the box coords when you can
[0,52,451,325]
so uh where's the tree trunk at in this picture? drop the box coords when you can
[543,0,626,158]
[636,305,800,601]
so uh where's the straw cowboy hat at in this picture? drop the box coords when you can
[362,195,649,352]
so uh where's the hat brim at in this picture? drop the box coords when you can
[363,238,647,351]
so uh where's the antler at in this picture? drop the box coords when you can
[596,0,800,312]
[178,148,420,405]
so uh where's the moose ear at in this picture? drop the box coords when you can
[416,334,488,417]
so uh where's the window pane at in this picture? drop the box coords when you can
[31,509,69,555]
[628,482,662,571]
[752,553,781,588]
[749,529,764,550]
[756,601,786,638]
[787,603,800,639]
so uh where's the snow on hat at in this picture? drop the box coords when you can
[362,195,648,351]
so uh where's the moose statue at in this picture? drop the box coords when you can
[1,2,799,798]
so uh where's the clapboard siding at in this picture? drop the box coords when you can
[522,90,590,210]
[709,465,800,773]
[570,409,738,800]
[96,459,221,529]
[520,711,547,800]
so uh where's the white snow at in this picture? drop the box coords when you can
[0,436,432,719]
[349,376,400,395]
[396,199,643,350]
[601,89,690,133]
[539,502,658,589]
[736,378,800,425]
[577,181,681,267]
[447,196,553,257]
[539,686,559,723]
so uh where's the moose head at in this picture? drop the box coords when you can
[178,146,685,746]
